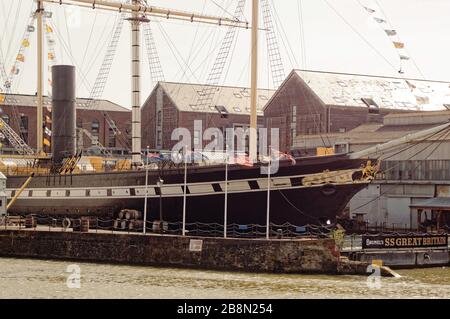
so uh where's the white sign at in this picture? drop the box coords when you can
[189,239,203,252]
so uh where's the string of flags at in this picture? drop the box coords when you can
[361,2,410,73]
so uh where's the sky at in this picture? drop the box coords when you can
[1,0,450,109]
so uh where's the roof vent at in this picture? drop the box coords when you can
[361,98,380,114]
[215,105,229,118]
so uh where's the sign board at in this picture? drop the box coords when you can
[362,235,448,249]
[189,239,203,252]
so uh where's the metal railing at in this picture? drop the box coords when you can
[0,215,336,239]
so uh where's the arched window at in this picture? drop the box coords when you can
[157,110,162,126]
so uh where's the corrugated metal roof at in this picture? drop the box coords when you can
[295,70,450,111]
[159,82,275,115]
[410,197,450,210]
[0,94,129,112]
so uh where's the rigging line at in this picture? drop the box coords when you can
[210,0,241,20]
[373,126,450,161]
[373,0,426,79]
[81,14,115,81]
[352,127,450,212]
[63,5,74,57]
[0,0,13,67]
[52,23,92,93]
[5,0,23,64]
[297,0,306,69]
[270,0,299,68]
[175,0,207,93]
[80,11,98,73]
[278,189,318,221]
[323,0,399,73]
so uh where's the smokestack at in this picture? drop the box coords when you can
[51,65,76,164]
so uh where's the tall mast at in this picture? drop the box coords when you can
[249,0,259,161]
[130,0,142,167]
[36,0,44,155]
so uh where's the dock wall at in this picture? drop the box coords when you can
[0,230,341,274]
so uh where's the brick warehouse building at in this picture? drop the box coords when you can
[0,94,131,154]
[263,70,448,153]
[141,82,275,151]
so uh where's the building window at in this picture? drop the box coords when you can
[194,130,201,146]
[291,128,296,147]
[76,118,83,129]
[157,110,162,126]
[156,130,162,148]
[91,119,100,134]
[291,105,297,123]
[339,128,346,133]
[108,121,116,148]
[20,116,28,132]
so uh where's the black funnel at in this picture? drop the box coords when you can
[51,65,76,164]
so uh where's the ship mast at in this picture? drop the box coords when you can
[36,0,44,155]
[130,0,143,167]
[249,0,259,161]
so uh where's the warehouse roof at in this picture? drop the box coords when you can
[0,94,129,112]
[155,82,275,115]
[293,70,450,111]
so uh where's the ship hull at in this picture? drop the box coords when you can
[5,154,371,226]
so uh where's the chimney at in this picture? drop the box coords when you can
[51,65,76,165]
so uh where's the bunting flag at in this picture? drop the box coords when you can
[48,52,54,60]
[361,1,410,72]
[22,39,30,48]
[393,42,405,49]
[11,66,19,75]
[46,24,53,33]
[43,138,51,147]
[16,54,25,62]
[27,25,35,32]
[0,95,5,103]
[44,127,52,136]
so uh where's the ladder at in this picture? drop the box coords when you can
[261,0,285,88]
[143,22,165,84]
[195,0,247,110]
[82,13,127,155]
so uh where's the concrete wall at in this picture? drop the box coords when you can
[0,230,340,274]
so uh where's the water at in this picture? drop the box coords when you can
[0,257,449,299]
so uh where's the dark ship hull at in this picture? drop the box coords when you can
[5,154,371,226]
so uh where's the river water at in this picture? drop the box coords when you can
[0,257,449,299]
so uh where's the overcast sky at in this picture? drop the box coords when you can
[1,0,450,108]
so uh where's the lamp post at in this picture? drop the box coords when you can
[224,145,229,238]
[182,146,188,236]
[143,146,149,234]
[266,152,271,240]
[157,177,164,230]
